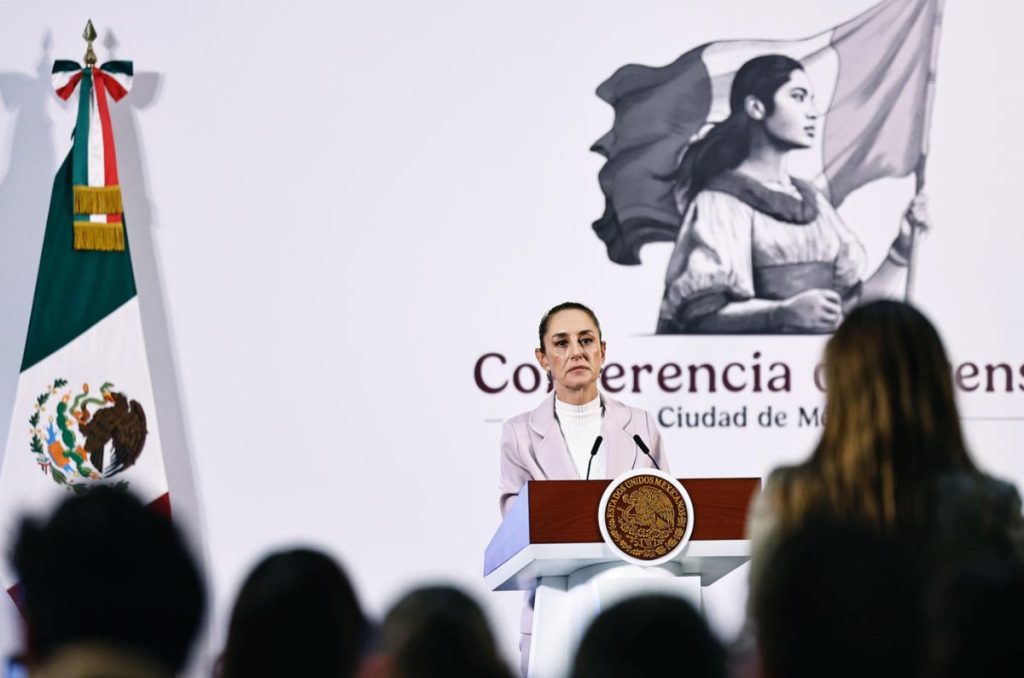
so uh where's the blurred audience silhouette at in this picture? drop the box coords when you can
[752,518,924,678]
[570,594,726,678]
[219,548,369,678]
[744,300,1024,678]
[363,584,512,678]
[926,555,1024,678]
[748,300,1024,599]
[11,487,204,677]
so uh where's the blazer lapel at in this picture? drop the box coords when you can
[602,396,637,478]
[528,393,577,479]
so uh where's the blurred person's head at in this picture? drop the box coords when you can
[753,518,924,678]
[779,300,976,535]
[220,548,368,678]
[927,555,1024,678]
[375,585,512,678]
[12,487,204,673]
[570,594,726,678]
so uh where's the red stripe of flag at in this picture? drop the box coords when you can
[54,71,83,101]
[92,68,120,188]
[99,71,130,101]
[5,582,24,616]
[92,69,122,225]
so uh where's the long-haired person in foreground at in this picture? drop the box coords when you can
[219,548,369,678]
[747,300,1024,600]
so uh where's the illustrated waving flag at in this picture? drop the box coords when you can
[0,48,169,604]
[592,0,943,265]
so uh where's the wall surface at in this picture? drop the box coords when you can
[1,1,1022,672]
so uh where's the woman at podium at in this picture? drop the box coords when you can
[497,302,669,674]
[498,301,669,515]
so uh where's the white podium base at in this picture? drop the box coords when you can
[528,562,703,678]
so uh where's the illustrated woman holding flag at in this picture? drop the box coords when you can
[656,55,929,334]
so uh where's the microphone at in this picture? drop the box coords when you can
[633,434,660,470]
[585,435,604,481]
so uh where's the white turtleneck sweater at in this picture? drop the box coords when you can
[555,394,604,479]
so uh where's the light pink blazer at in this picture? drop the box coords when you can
[498,392,668,516]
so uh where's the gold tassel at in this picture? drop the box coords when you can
[73,185,123,215]
[73,221,125,252]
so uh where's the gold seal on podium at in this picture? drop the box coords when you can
[598,469,694,566]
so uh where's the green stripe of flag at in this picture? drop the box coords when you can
[21,152,137,371]
[72,70,92,187]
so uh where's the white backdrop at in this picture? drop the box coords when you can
[1,0,1023,672]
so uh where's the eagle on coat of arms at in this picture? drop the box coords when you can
[29,379,148,488]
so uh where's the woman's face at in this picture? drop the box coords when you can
[764,69,819,149]
[535,309,606,394]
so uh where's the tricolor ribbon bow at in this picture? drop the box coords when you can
[52,60,133,251]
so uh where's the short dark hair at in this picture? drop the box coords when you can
[538,302,602,352]
[220,548,368,678]
[571,594,726,678]
[12,487,205,672]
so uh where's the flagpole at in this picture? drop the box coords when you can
[906,0,945,302]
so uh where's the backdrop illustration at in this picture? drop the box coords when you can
[1,1,1022,672]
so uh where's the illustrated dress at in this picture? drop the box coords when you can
[657,171,867,334]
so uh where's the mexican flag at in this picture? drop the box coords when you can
[592,0,944,264]
[0,60,169,604]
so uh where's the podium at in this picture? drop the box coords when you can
[484,478,759,678]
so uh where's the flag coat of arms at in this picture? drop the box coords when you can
[0,56,169,602]
[592,0,943,265]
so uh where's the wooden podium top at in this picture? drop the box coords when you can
[484,477,761,590]
[527,477,758,543]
